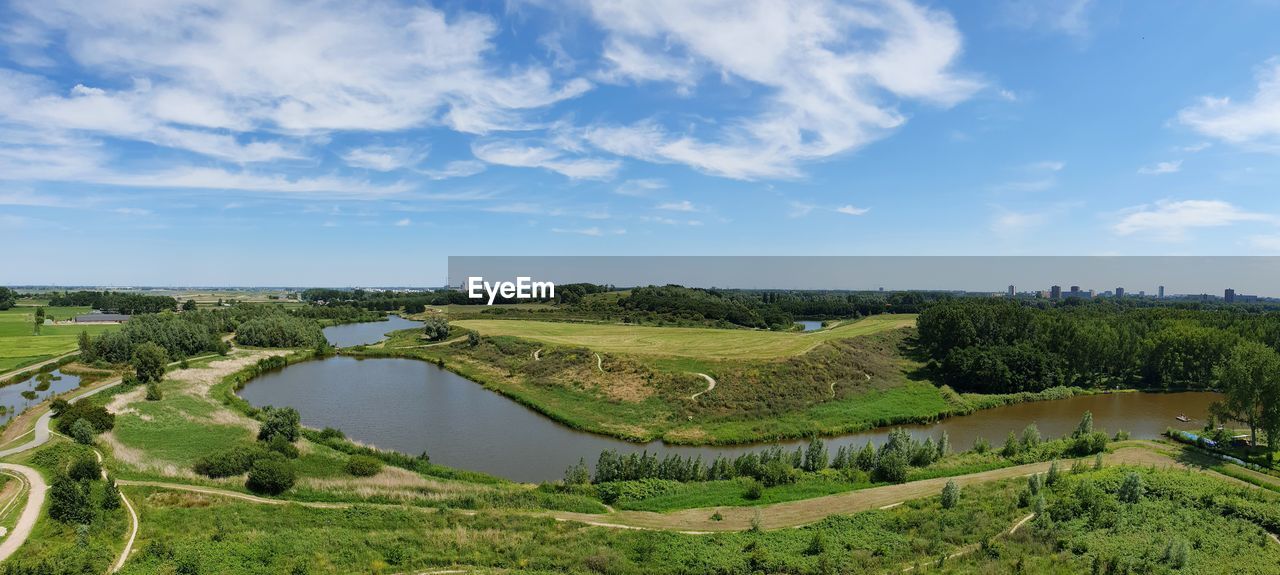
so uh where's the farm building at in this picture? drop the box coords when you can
[74,312,131,323]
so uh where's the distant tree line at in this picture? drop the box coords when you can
[47,290,178,314]
[0,286,16,310]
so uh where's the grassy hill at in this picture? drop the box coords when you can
[452,314,916,360]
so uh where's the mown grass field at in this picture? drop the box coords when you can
[0,306,116,373]
[452,314,916,360]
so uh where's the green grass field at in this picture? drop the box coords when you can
[452,314,916,359]
[0,306,116,373]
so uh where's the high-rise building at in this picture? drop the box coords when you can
[1069,285,1081,298]
[1050,285,1061,300]
[1116,287,1125,298]
[1225,288,1236,303]
[1008,285,1015,297]
[1159,285,1165,299]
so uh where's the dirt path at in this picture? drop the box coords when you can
[0,464,46,563]
[89,448,139,573]
[551,446,1187,532]
[901,512,1035,572]
[690,373,716,400]
[533,348,542,361]
[594,353,604,373]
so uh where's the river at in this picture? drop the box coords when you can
[322,315,424,347]
[238,354,1220,483]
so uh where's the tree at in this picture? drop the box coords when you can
[1118,472,1144,503]
[33,306,43,335]
[1046,461,1061,487]
[246,455,297,495]
[422,317,450,342]
[1073,411,1094,438]
[0,287,16,310]
[145,382,163,401]
[182,299,198,311]
[70,418,96,445]
[101,477,121,510]
[48,475,92,524]
[1001,431,1022,458]
[132,341,168,384]
[257,406,301,442]
[467,332,480,347]
[854,441,877,471]
[802,436,828,472]
[68,454,101,481]
[1213,341,1280,450]
[873,449,909,483]
[941,479,960,509]
[1021,424,1042,449]
[77,330,93,361]
[563,458,591,485]
[936,431,950,460]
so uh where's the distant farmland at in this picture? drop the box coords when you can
[452,314,916,360]
[0,305,116,373]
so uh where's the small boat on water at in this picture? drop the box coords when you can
[1176,414,1191,422]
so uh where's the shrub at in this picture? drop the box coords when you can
[101,478,120,510]
[563,458,591,485]
[467,332,480,347]
[68,453,101,481]
[941,479,960,509]
[246,454,297,495]
[56,400,115,435]
[743,478,764,500]
[873,450,909,484]
[193,445,272,478]
[1046,461,1061,487]
[422,317,450,341]
[257,406,301,442]
[70,419,96,445]
[267,434,299,459]
[345,455,384,477]
[1118,472,1144,503]
[145,382,163,401]
[50,397,70,416]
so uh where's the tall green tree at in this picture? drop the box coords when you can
[0,287,16,310]
[131,341,168,384]
[1214,340,1280,449]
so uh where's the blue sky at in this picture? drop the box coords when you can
[3,0,1280,286]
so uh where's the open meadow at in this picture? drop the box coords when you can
[0,306,115,374]
[452,314,916,360]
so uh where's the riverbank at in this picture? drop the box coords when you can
[338,326,1181,447]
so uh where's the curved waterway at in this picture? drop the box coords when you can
[238,354,1221,483]
[1,369,82,425]
[323,315,423,347]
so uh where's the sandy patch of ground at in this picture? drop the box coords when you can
[98,431,206,481]
[105,387,147,418]
[176,350,289,397]
[300,467,492,502]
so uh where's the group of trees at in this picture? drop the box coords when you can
[917,299,1280,456]
[79,312,227,364]
[48,452,120,527]
[47,290,178,314]
[234,315,325,348]
[582,431,954,488]
[192,406,302,494]
[0,286,16,310]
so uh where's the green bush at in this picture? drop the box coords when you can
[267,434,299,459]
[69,419,96,445]
[345,455,384,477]
[56,400,114,435]
[145,382,163,401]
[743,479,764,500]
[595,479,682,505]
[257,406,301,442]
[67,453,101,481]
[132,341,169,384]
[193,444,273,478]
[422,316,450,341]
[246,454,297,495]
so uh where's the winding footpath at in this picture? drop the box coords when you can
[0,372,137,568]
[690,373,716,400]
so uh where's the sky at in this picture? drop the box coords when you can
[3,0,1280,286]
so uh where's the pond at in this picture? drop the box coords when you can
[237,355,1222,483]
[795,320,824,332]
[0,369,83,426]
[323,315,424,347]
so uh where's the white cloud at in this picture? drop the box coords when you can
[1178,58,1280,151]
[788,201,816,218]
[394,218,411,227]
[656,200,697,212]
[1137,160,1182,175]
[472,140,619,180]
[997,89,1018,102]
[999,0,1095,38]
[419,160,486,180]
[614,178,665,196]
[641,216,702,226]
[1249,234,1280,252]
[581,0,982,179]
[1027,160,1065,172]
[0,189,75,207]
[991,179,1056,193]
[112,207,151,216]
[990,208,1047,236]
[1176,142,1212,153]
[1112,199,1273,239]
[342,146,423,171]
[835,205,870,216]
[551,226,625,236]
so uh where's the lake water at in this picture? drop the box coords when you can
[0,369,83,425]
[238,355,1221,482]
[323,315,424,347]
[795,321,824,331]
